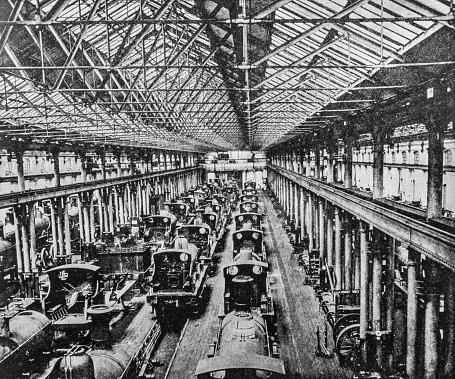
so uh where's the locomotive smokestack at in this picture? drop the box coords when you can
[87,305,113,349]
[0,313,11,339]
[232,276,253,312]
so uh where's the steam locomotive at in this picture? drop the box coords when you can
[195,244,284,379]
[147,222,216,314]
[0,263,161,379]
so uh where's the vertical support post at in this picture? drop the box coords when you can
[108,190,114,233]
[426,118,445,219]
[326,205,333,267]
[314,146,321,179]
[16,149,25,192]
[385,237,396,370]
[344,136,353,189]
[28,203,36,272]
[424,260,440,379]
[372,229,383,330]
[56,197,65,256]
[294,186,299,233]
[129,154,135,176]
[52,148,61,187]
[443,269,455,379]
[319,199,325,261]
[314,196,319,250]
[77,194,84,242]
[326,149,334,183]
[82,194,91,242]
[307,192,314,252]
[334,207,342,290]
[118,187,125,225]
[300,189,305,240]
[100,151,106,181]
[13,207,23,276]
[97,190,104,235]
[344,213,352,291]
[89,194,95,241]
[80,151,87,183]
[354,221,361,289]
[20,206,30,274]
[50,200,58,256]
[359,220,369,364]
[305,149,311,176]
[116,151,122,177]
[406,248,418,379]
[372,126,385,200]
[64,197,71,257]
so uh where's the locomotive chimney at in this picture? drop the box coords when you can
[232,276,253,312]
[87,305,113,349]
[0,313,12,339]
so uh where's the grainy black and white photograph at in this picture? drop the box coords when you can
[0,1,454,379]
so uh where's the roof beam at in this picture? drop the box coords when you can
[53,0,103,90]
[0,0,26,56]
[43,0,73,21]
[254,37,343,89]
[253,0,371,66]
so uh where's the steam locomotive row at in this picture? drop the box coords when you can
[0,180,244,379]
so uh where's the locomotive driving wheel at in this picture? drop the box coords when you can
[335,323,361,366]
[333,313,360,341]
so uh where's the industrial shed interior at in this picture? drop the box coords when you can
[1,1,455,379]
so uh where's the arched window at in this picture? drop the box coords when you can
[392,152,396,163]
[402,151,407,164]
[445,150,453,166]
[413,151,419,164]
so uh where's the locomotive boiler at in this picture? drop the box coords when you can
[0,309,53,378]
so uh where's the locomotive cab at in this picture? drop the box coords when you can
[239,201,259,214]
[142,214,177,245]
[169,202,190,224]
[232,228,266,262]
[235,213,262,231]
